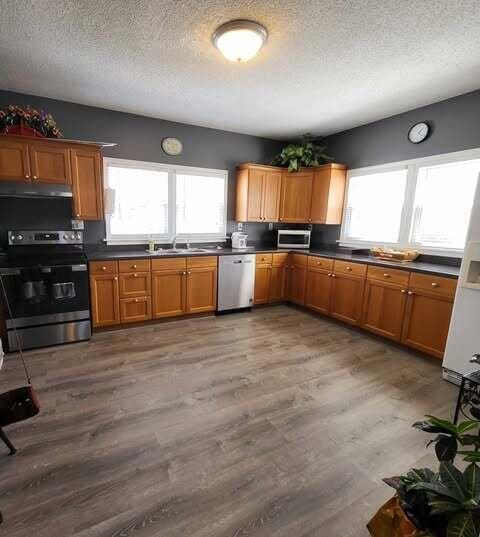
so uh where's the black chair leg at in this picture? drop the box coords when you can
[0,427,17,455]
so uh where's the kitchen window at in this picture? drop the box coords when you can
[104,158,228,244]
[340,149,480,255]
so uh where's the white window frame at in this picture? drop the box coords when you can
[104,157,228,245]
[340,147,480,257]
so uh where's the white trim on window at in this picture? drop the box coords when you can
[340,147,480,257]
[103,157,228,245]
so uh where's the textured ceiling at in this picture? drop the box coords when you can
[1,0,480,139]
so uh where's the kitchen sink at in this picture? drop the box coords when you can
[149,248,213,255]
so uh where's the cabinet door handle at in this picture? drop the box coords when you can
[25,174,30,179]
[101,266,107,271]
[187,271,192,275]
[132,265,137,269]
[331,274,336,278]
[346,266,352,271]
[32,175,38,180]
[431,282,438,287]
[383,273,390,278]
[134,298,139,303]
[407,291,413,295]
[133,273,138,277]
[114,276,118,281]
[76,213,80,217]
[401,289,406,293]
[328,273,332,277]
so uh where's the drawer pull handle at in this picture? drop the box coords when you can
[401,289,406,293]
[317,261,321,265]
[383,273,390,278]
[407,291,413,295]
[132,264,137,269]
[431,282,438,287]
[134,273,138,277]
[346,266,352,271]
[135,298,139,303]
[101,266,107,271]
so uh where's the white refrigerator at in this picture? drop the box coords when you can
[443,176,480,383]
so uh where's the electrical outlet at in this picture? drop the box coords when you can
[237,222,243,231]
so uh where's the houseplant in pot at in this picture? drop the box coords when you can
[271,133,332,172]
[0,105,62,138]
[368,415,480,536]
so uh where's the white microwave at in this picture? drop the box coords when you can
[277,229,311,249]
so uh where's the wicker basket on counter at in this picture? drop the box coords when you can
[370,247,420,262]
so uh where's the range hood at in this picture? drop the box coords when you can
[0,181,72,198]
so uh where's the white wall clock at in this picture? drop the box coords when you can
[408,122,430,144]
[162,137,183,156]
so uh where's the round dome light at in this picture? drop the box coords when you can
[213,20,267,62]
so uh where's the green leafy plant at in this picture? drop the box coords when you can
[383,416,480,537]
[271,134,333,172]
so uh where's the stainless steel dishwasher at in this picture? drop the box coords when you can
[217,254,255,311]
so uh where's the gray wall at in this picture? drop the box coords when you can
[325,90,480,169]
[0,90,284,247]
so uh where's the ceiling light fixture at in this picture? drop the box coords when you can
[212,20,267,63]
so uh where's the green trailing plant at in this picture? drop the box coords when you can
[384,415,480,537]
[271,134,333,172]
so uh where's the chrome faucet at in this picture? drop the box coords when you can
[186,237,191,250]
[172,235,178,249]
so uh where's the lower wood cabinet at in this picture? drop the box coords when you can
[186,266,217,313]
[254,263,271,304]
[254,253,288,304]
[305,268,332,314]
[152,269,186,318]
[329,273,365,326]
[120,296,152,324]
[89,272,120,328]
[286,254,307,305]
[361,280,407,341]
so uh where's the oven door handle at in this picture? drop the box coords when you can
[0,268,21,275]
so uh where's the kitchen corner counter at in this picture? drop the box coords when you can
[85,247,460,278]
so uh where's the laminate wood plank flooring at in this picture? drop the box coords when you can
[0,305,457,536]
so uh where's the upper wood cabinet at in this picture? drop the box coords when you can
[280,170,313,223]
[310,164,347,224]
[29,141,72,184]
[0,135,104,220]
[71,147,104,220]
[0,139,30,181]
[235,163,346,224]
[235,164,281,222]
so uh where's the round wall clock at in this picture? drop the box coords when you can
[408,122,430,144]
[162,137,183,156]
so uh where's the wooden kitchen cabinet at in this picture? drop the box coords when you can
[186,266,217,313]
[401,274,456,358]
[310,164,347,224]
[120,297,152,324]
[119,271,151,298]
[152,269,186,318]
[254,253,287,304]
[361,266,410,341]
[305,257,333,315]
[71,147,104,220]
[235,164,281,222]
[329,260,366,326]
[90,273,120,328]
[280,171,313,223]
[254,263,272,304]
[0,138,30,181]
[286,254,308,305]
[29,141,71,184]
[269,254,287,302]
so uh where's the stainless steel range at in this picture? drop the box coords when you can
[0,230,91,351]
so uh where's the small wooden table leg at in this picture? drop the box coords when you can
[0,427,17,455]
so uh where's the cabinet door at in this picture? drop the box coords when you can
[90,274,120,328]
[305,269,332,314]
[71,148,104,220]
[401,292,454,358]
[254,264,271,304]
[120,297,152,323]
[262,171,282,221]
[186,267,217,313]
[269,265,286,302]
[29,142,71,184]
[309,168,330,223]
[287,264,307,305]
[0,139,30,181]
[152,270,186,319]
[119,272,151,298]
[361,280,407,341]
[310,166,346,224]
[280,171,313,223]
[247,169,264,222]
[330,274,365,325]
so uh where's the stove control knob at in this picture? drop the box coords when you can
[70,234,75,240]
[16,234,23,241]
[64,234,69,240]
[75,233,81,240]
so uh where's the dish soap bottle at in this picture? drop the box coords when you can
[148,239,155,253]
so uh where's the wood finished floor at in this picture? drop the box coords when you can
[0,305,457,537]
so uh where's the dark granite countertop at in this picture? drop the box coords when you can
[86,246,460,278]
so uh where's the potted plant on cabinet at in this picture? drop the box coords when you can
[368,415,480,537]
[0,105,62,138]
[271,133,332,172]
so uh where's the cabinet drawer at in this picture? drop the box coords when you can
[256,253,273,265]
[367,265,410,286]
[119,258,151,273]
[89,260,118,275]
[119,272,151,298]
[120,296,152,323]
[272,253,289,266]
[152,257,186,271]
[187,256,218,268]
[409,272,457,298]
[333,260,366,277]
[290,253,308,266]
[307,256,334,272]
